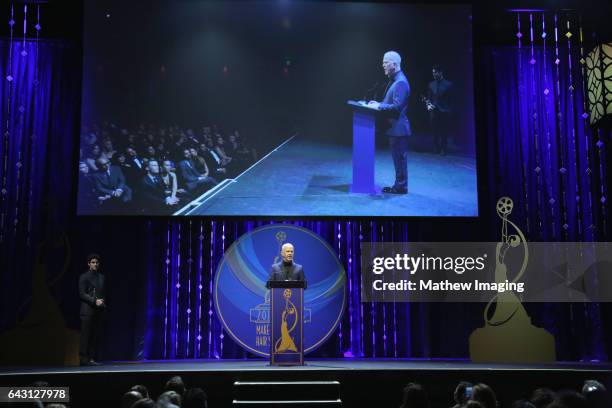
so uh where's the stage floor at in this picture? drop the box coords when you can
[2,360,610,407]
[2,359,611,376]
[176,137,478,216]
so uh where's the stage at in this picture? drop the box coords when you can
[2,360,610,407]
[175,137,478,217]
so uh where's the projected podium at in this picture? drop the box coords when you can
[347,100,381,194]
[268,280,305,366]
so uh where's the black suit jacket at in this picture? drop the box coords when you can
[202,149,223,171]
[379,70,411,137]
[123,158,145,185]
[141,174,167,204]
[140,174,172,214]
[267,261,306,289]
[79,270,106,316]
[178,159,203,190]
[92,166,128,195]
[427,78,453,115]
[78,174,97,212]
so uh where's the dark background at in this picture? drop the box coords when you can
[81,1,475,151]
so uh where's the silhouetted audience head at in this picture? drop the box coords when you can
[96,157,110,172]
[130,384,149,399]
[146,145,156,157]
[465,401,485,408]
[158,390,182,407]
[121,390,142,408]
[554,390,587,408]
[45,405,67,408]
[453,381,473,407]
[471,383,497,408]
[582,380,607,408]
[399,382,429,408]
[165,375,186,396]
[184,387,208,408]
[27,381,50,408]
[511,399,536,408]
[89,144,101,158]
[529,388,555,408]
[131,398,156,408]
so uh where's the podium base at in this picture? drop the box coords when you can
[350,184,381,195]
[269,361,305,367]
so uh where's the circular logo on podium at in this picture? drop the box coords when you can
[214,225,346,357]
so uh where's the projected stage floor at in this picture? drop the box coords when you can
[176,138,478,217]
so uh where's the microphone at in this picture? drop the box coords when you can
[364,81,380,102]
[93,286,106,308]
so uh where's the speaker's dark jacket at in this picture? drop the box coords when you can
[79,270,106,316]
[379,70,411,137]
[267,261,306,289]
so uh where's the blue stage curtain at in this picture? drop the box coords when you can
[0,37,610,362]
[0,39,79,332]
[482,46,610,361]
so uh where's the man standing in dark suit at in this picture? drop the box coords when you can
[427,64,453,156]
[79,253,106,366]
[267,243,306,288]
[92,157,133,204]
[368,50,411,194]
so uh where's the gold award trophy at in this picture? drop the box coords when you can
[469,197,555,363]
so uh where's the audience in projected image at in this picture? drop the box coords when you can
[77,121,257,215]
[178,148,219,194]
[141,160,180,214]
[84,144,102,171]
[198,142,227,178]
[91,157,133,208]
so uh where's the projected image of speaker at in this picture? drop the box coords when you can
[77,1,478,217]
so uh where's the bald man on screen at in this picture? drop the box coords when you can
[368,50,411,194]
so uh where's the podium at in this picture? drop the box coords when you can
[268,280,306,366]
[347,100,381,194]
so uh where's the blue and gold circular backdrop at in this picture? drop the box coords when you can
[214,225,346,357]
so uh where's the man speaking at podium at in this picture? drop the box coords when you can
[367,50,411,194]
[267,243,306,289]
